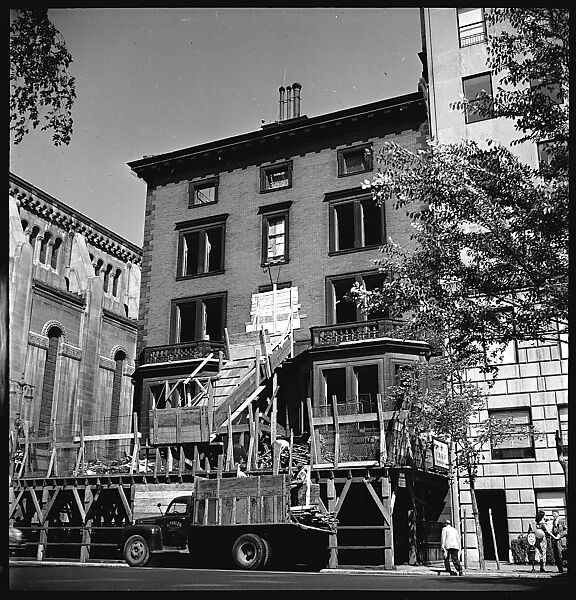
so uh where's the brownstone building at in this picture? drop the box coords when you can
[127,87,452,567]
[9,173,142,471]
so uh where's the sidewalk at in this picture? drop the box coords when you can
[9,556,567,577]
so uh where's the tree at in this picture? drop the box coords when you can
[390,357,528,570]
[10,9,76,146]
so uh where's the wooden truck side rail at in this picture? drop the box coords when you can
[193,474,290,526]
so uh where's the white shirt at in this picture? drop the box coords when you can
[441,525,461,550]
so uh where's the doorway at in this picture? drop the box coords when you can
[474,489,510,561]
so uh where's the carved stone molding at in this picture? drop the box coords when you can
[99,356,116,371]
[124,364,135,376]
[61,343,83,360]
[28,332,49,349]
[41,319,68,342]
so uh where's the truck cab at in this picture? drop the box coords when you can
[121,495,193,566]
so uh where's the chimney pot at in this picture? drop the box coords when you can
[292,82,302,118]
[278,86,285,121]
[286,85,292,120]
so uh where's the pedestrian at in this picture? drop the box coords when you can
[441,519,463,576]
[550,510,567,573]
[532,510,549,573]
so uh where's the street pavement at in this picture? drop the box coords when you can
[8,556,567,578]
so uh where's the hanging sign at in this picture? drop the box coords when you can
[432,438,449,471]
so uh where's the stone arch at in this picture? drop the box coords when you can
[110,345,130,362]
[41,320,68,343]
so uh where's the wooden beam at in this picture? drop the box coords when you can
[331,395,340,468]
[36,487,50,561]
[306,397,319,466]
[117,485,133,523]
[376,393,388,465]
[130,413,140,475]
[72,487,86,522]
[226,406,234,470]
[219,385,265,429]
[9,488,25,519]
[247,408,255,470]
[270,393,277,445]
[363,479,390,526]
[334,477,351,516]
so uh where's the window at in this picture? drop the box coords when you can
[327,271,388,324]
[558,406,568,454]
[170,293,227,343]
[39,326,62,435]
[39,232,51,264]
[536,490,566,519]
[259,201,292,265]
[103,264,113,293]
[260,161,292,193]
[175,214,228,278]
[188,177,219,208]
[537,141,554,168]
[489,408,535,460]
[112,269,121,297]
[50,238,62,270]
[337,144,373,177]
[327,188,385,254]
[108,350,126,457]
[457,8,486,47]
[530,78,562,106]
[463,73,493,123]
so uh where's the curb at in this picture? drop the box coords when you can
[10,559,565,578]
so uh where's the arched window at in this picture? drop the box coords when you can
[39,232,51,264]
[39,326,63,435]
[94,258,103,276]
[29,226,40,248]
[112,269,122,297]
[21,219,28,233]
[50,238,62,270]
[103,264,113,293]
[108,350,127,458]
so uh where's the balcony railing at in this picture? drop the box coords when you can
[138,340,226,366]
[311,318,431,347]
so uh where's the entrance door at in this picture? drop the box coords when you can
[474,489,509,561]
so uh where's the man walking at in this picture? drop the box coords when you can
[441,519,463,576]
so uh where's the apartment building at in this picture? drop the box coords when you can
[9,173,142,473]
[420,7,568,564]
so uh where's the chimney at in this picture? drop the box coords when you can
[286,85,292,120]
[292,83,302,118]
[278,86,285,121]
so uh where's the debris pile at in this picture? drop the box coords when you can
[290,506,338,532]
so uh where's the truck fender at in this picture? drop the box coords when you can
[122,524,163,552]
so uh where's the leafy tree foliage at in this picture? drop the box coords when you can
[10,9,76,146]
[390,357,527,570]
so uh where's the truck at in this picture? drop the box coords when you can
[120,473,334,570]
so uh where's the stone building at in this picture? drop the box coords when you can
[420,7,568,564]
[9,172,142,471]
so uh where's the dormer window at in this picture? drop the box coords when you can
[337,144,373,177]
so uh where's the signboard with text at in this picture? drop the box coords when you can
[432,438,449,471]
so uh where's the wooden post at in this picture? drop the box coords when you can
[80,486,94,563]
[208,381,214,435]
[270,392,277,446]
[154,447,162,477]
[406,473,418,565]
[254,408,260,470]
[179,445,185,478]
[74,419,85,477]
[331,395,340,468]
[218,350,224,373]
[247,407,255,470]
[463,508,467,569]
[381,476,394,568]
[130,413,139,475]
[192,445,199,477]
[255,348,261,389]
[306,397,318,466]
[226,406,234,470]
[288,429,294,476]
[17,421,29,479]
[47,418,58,478]
[376,393,388,465]
[224,327,231,360]
[167,446,174,473]
[327,475,338,568]
[37,487,50,561]
[489,508,500,570]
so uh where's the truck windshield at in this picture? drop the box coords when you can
[166,501,188,515]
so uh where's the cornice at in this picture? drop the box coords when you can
[32,279,86,309]
[9,173,143,265]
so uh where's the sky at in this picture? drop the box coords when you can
[10,7,423,247]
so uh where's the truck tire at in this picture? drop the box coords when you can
[231,533,268,570]
[262,536,273,568]
[123,534,151,567]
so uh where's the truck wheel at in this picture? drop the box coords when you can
[262,537,273,568]
[123,535,151,567]
[231,533,268,570]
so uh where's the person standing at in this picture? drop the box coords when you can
[550,510,567,573]
[533,510,549,573]
[441,519,463,576]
